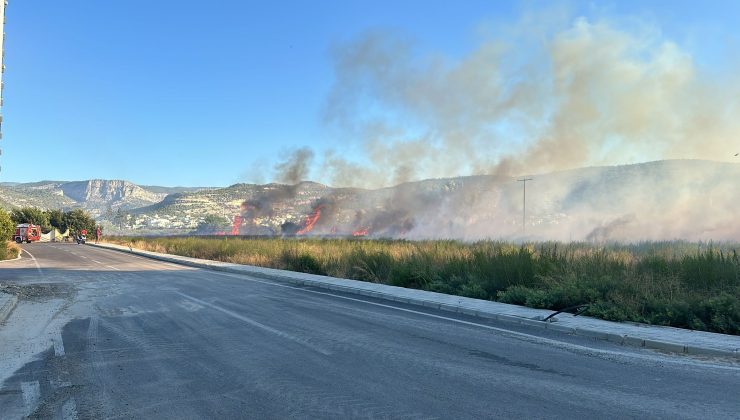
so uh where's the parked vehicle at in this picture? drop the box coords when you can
[14,223,41,243]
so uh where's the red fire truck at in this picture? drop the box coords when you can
[14,223,41,243]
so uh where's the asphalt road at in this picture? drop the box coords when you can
[0,243,738,419]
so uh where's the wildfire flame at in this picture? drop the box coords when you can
[232,215,243,236]
[297,205,324,235]
[352,227,369,237]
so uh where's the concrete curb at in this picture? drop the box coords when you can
[0,292,18,324]
[92,242,740,359]
[0,253,22,263]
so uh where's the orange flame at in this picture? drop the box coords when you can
[352,227,369,237]
[232,215,243,236]
[297,205,324,235]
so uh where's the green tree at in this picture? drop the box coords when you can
[10,207,51,233]
[63,209,97,237]
[195,214,230,234]
[47,209,66,231]
[0,208,14,241]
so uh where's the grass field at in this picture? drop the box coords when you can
[105,236,740,335]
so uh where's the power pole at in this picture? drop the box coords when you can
[0,1,6,173]
[517,177,533,236]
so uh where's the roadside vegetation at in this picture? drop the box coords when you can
[0,206,98,258]
[0,208,19,260]
[105,236,740,335]
[9,207,98,235]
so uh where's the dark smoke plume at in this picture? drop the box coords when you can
[239,148,315,233]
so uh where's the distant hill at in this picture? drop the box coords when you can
[1,160,738,241]
[113,159,740,241]
[0,180,202,217]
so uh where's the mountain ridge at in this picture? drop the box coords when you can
[1,159,738,241]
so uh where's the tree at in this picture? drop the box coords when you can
[10,207,51,233]
[195,214,230,234]
[63,209,97,236]
[47,209,66,232]
[0,208,14,241]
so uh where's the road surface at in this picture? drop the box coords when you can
[0,243,738,419]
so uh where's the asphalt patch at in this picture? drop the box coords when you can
[0,283,73,301]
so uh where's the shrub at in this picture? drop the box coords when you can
[0,208,14,241]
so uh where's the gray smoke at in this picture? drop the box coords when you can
[275,148,314,185]
[585,215,636,243]
[252,13,740,242]
[239,148,315,233]
[319,17,740,188]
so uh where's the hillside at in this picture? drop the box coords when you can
[1,160,737,241]
[0,180,204,217]
[116,159,740,241]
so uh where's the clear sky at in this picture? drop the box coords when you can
[2,1,738,187]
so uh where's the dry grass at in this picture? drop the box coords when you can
[1,241,20,260]
[105,236,740,334]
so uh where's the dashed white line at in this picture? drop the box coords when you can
[106,265,120,271]
[176,291,332,356]
[91,259,103,264]
[194,270,740,371]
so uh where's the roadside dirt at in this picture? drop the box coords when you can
[0,283,73,301]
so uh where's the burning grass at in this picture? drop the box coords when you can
[105,236,740,335]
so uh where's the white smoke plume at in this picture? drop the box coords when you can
[318,16,740,188]
[247,12,740,242]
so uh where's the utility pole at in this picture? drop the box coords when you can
[517,177,533,236]
[0,1,6,173]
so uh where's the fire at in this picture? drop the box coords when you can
[232,214,243,236]
[352,227,369,237]
[297,205,324,235]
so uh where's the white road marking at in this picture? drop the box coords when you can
[206,271,567,341]
[62,397,79,420]
[95,246,739,369]
[21,380,40,416]
[21,249,43,276]
[91,259,103,264]
[176,291,332,356]
[52,331,65,356]
[197,270,740,370]
[106,265,120,271]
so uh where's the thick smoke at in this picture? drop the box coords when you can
[320,17,740,188]
[247,14,740,242]
[275,148,314,185]
[239,148,314,233]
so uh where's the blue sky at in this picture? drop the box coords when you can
[2,1,738,187]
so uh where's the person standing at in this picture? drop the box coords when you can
[96,226,101,243]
